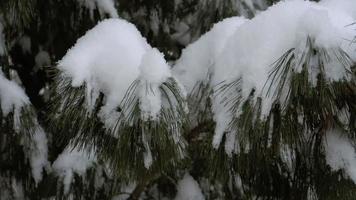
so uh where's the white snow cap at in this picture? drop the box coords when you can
[174,173,205,200]
[173,17,248,93]
[324,130,356,184]
[139,48,171,84]
[138,48,171,120]
[58,18,174,126]
[174,0,356,151]
[28,127,48,184]
[52,145,97,194]
[0,69,29,116]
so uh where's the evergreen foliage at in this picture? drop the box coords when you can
[0,0,355,200]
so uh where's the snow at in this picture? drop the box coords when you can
[173,17,247,93]
[320,0,356,19]
[77,0,118,19]
[0,68,48,184]
[225,130,238,156]
[142,130,153,169]
[28,127,49,184]
[0,69,30,117]
[58,18,149,125]
[58,18,177,128]
[174,0,356,150]
[52,145,97,194]
[138,48,171,120]
[213,0,355,109]
[324,130,356,184]
[175,173,205,200]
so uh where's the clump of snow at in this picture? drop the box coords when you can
[58,18,149,126]
[213,0,355,113]
[52,145,97,194]
[0,67,49,184]
[0,69,29,116]
[58,18,179,128]
[324,130,356,184]
[138,48,171,120]
[174,0,356,151]
[139,49,171,84]
[27,127,49,184]
[175,173,205,200]
[77,0,118,19]
[173,17,247,93]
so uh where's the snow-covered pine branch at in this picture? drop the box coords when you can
[52,19,187,181]
[2,0,356,199]
[0,69,49,194]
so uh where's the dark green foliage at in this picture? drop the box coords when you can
[1,0,356,199]
[201,36,356,199]
[50,74,188,182]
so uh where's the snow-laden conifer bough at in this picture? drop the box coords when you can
[51,19,187,183]
[50,0,356,197]
[0,21,49,197]
[0,70,49,185]
[175,0,356,185]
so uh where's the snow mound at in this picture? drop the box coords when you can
[173,17,248,93]
[174,173,205,200]
[58,18,175,126]
[0,70,29,116]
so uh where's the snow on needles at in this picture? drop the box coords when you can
[0,70,29,116]
[173,17,248,94]
[138,48,171,120]
[28,127,49,184]
[52,145,97,194]
[324,130,356,184]
[173,0,356,151]
[57,0,356,179]
[58,18,173,126]
[174,173,205,200]
[0,69,49,184]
